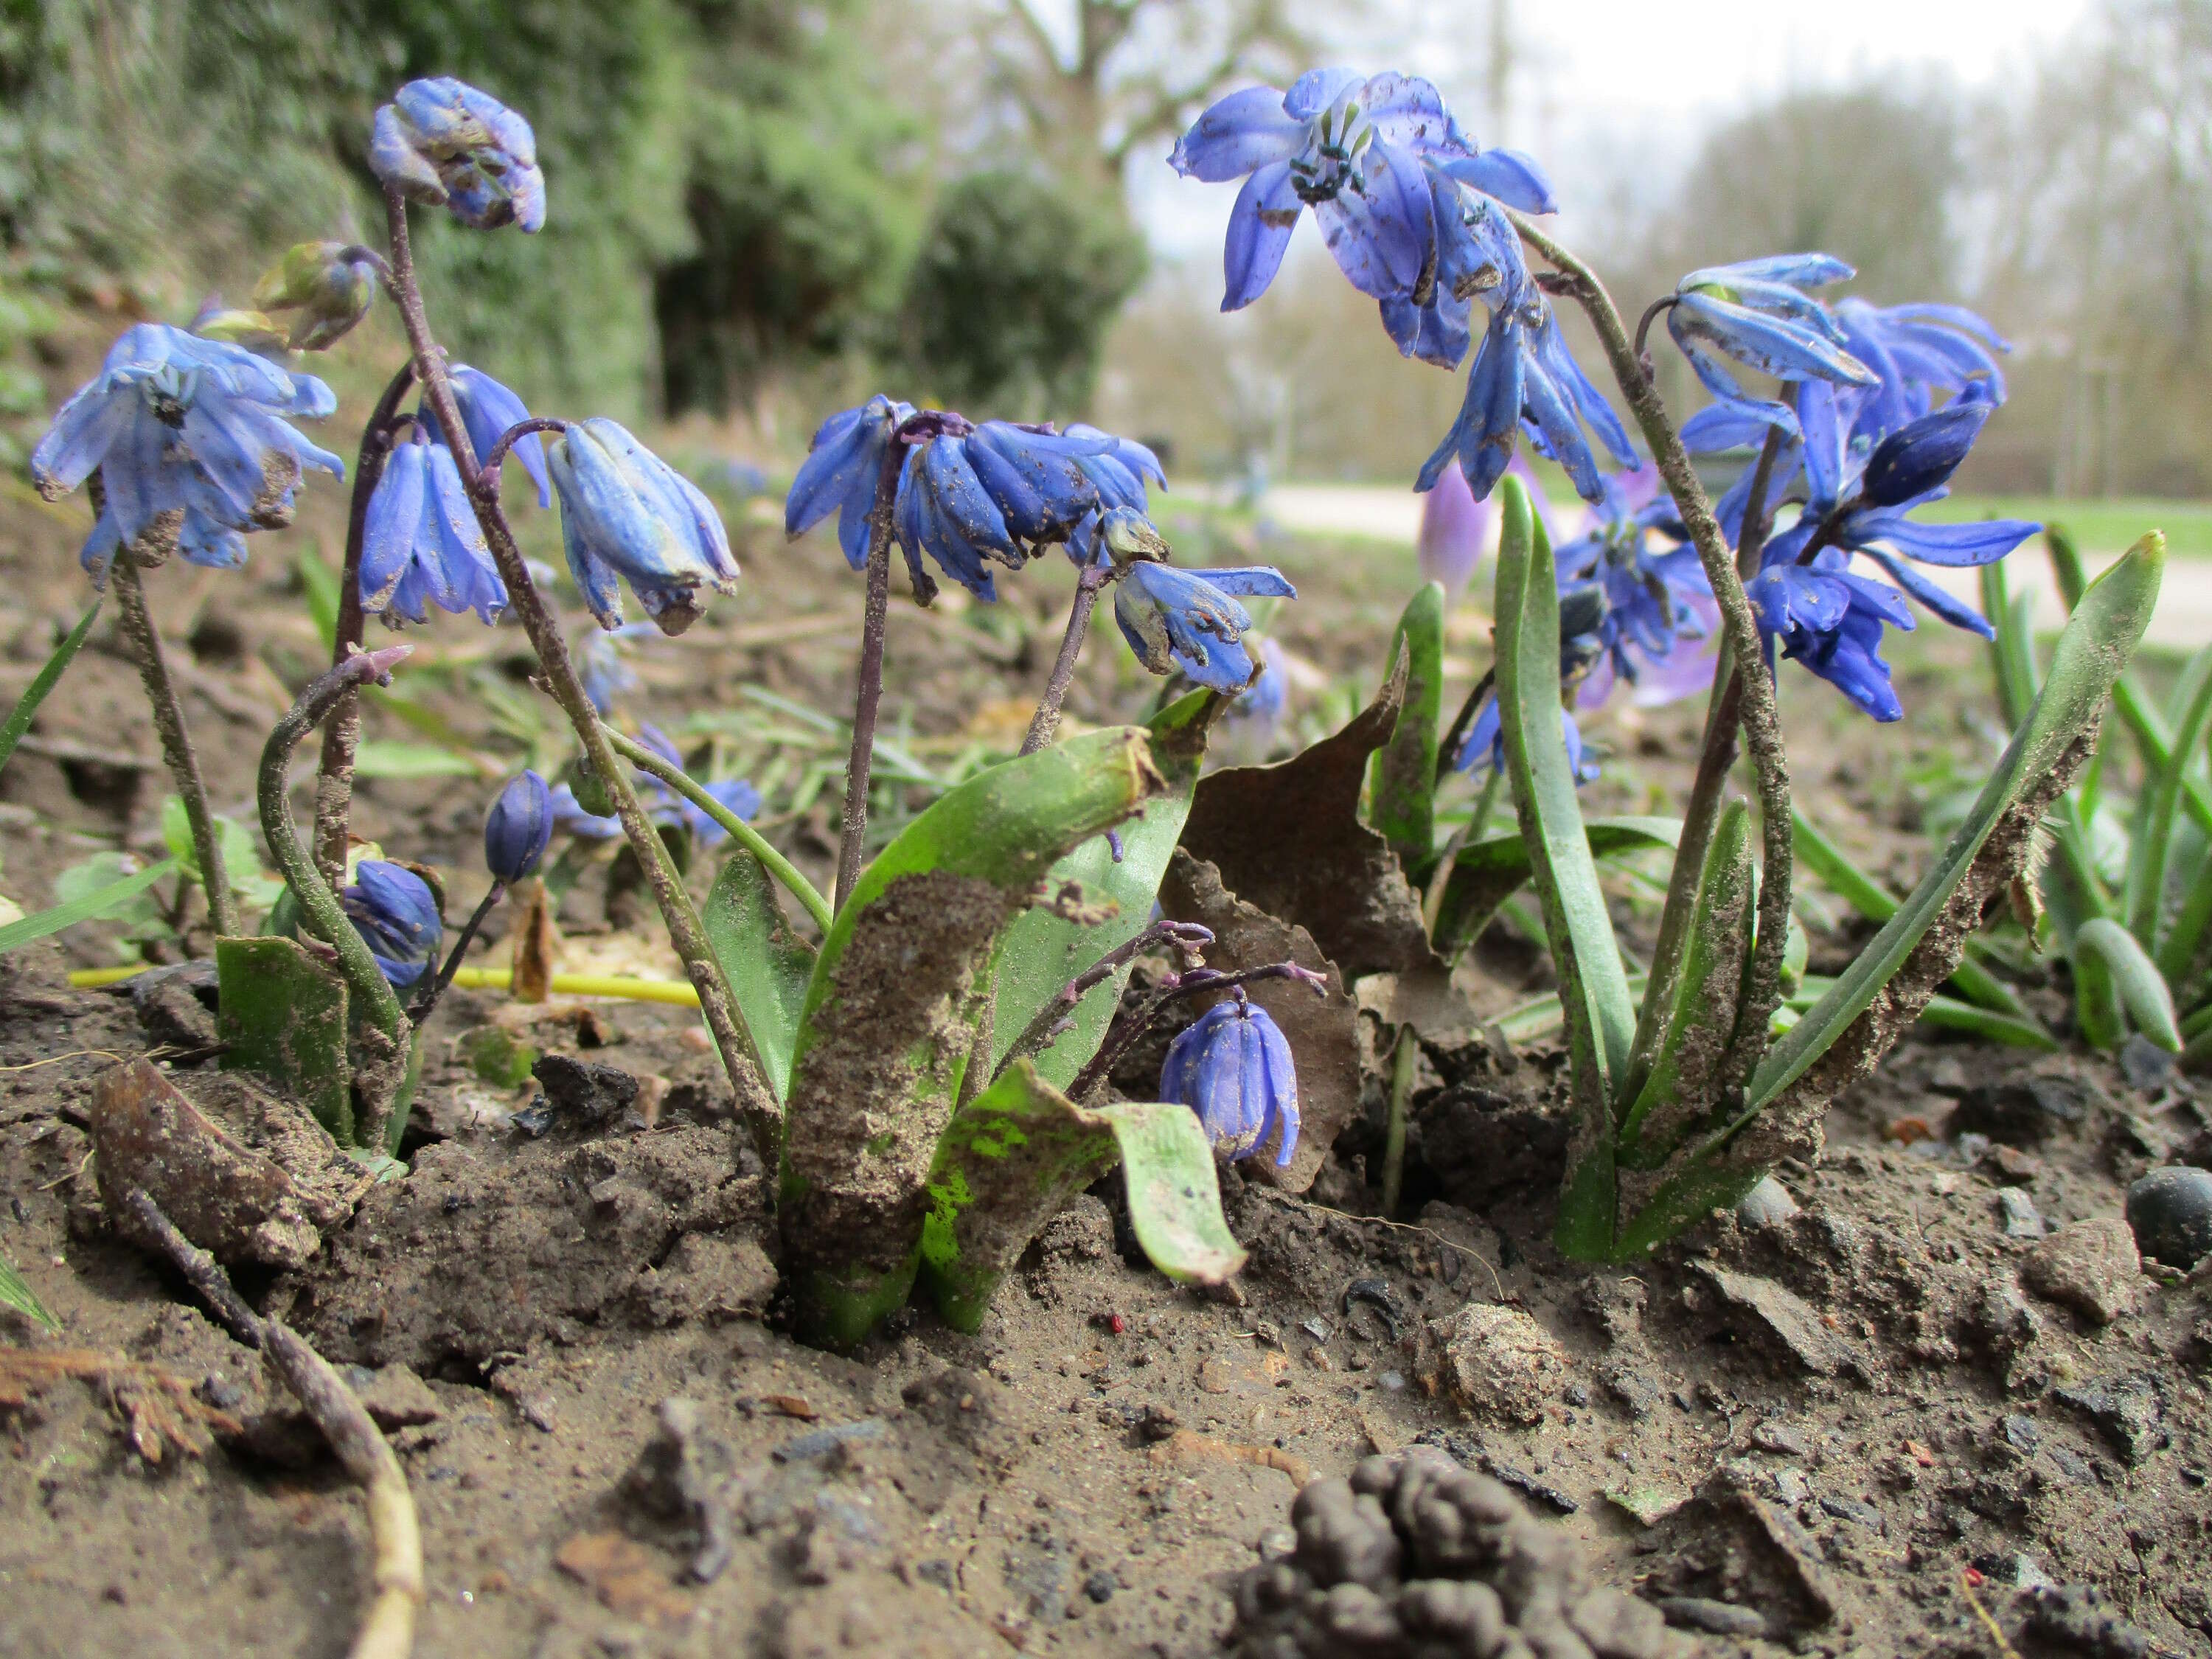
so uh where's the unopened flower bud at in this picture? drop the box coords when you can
[254,242,380,352]
[484,771,552,883]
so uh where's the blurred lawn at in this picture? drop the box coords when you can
[1928,495,2212,560]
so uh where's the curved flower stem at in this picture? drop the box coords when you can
[479,416,567,479]
[378,188,779,1143]
[260,647,414,1043]
[995,918,1215,1082]
[1509,209,1795,1095]
[1021,563,1112,755]
[121,1186,422,1659]
[111,554,240,939]
[605,728,835,933]
[1630,295,1677,369]
[1624,425,1787,1094]
[409,883,504,1022]
[833,442,908,911]
[314,360,420,890]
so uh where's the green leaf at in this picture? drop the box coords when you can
[351,740,481,779]
[1746,531,2163,1116]
[0,1249,60,1331]
[1980,559,2039,729]
[0,599,100,776]
[1790,810,2036,1022]
[1492,474,1633,1259]
[780,726,1167,1350]
[296,545,339,654]
[2128,644,2212,951]
[702,848,817,1102]
[1368,582,1446,869]
[919,1060,1121,1332]
[1430,817,1682,959]
[987,689,1218,1091]
[217,935,353,1143]
[1615,799,1754,1172]
[2075,918,2182,1051]
[1096,1099,1245,1284]
[160,798,284,913]
[0,855,178,953]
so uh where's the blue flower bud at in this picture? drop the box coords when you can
[369,77,545,233]
[251,242,380,352]
[1160,992,1301,1165]
[1857,399,1992,509]
[549,418,739,636]
[340,860,442,988]
[484,771,552,883]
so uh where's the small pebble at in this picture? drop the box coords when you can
[2126,1166,2212,1269]
[1997,1188,2046,1239]
[1736,1175,1799,1228]
[1082,1571,1116,1604]
[1658,1597,1767,1637]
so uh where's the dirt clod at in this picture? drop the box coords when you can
[1427,1302,1569,1427]
[2021,1217,2143,1324]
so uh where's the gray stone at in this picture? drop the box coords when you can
[1736,1175,1800,1229]
[2055,1375,2163,1464]
[1997,1187,2047,1239]
[2125,1166,2212,1270]
[1696,1265,1849,1376]
[2022,1218,2142,1324]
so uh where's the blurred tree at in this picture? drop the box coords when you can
[982,0,1312,189]
[902,170,1146,414]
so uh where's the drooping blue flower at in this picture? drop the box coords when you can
[484,771,552,884]
[893,428,1019,602]
[785,394,916,569]
[547,728,762,847]
[358,428,508,625]
[1832,298,2008,441]
[1110,521,1296,692]
[1666,255,1877,435]
[32,322,343,585]
[1060,425,1167,565]
[425,364,552,507]
[1554,467,1712,695]
[370,77,545,233]
[341,860,442,988]
[1172,70,1479,313]
[1744,543,1919,722]
[1160,991,1301,1165]
[1417,296,1636,504]
[1379,177,1534,369]
[549,418,738,635]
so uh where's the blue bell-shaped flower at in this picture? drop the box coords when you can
[1160,991,1301,1165]
[484,771,552,884]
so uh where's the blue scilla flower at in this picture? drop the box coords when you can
[785,394,916,569]
[428,364,552,507]
[359,428,507,625]
[32,322,342,584]
[1161,990,1301,1165]
[1554,467,1711,698]
[1061,425,1167,565]
[1666,255,1877,436]
[548,728,762,847]
[1379,178,1534,370]
[1418,295,1636,504]
[484,771,552,884]
[341,860,442,989]
[370,77,545,233]
[549,419,738,636]
[1455,696,1600,784]
[1832,298,2008,442]
[1108,516,1295,694]
[1172,69,1479,311]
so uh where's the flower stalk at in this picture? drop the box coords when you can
[111,554,240,939]
[313,360,419,890]
[1509,210,1796,1089]
[1021,563,1112,755]
[833,439,908,910]
[376,187,778,1138]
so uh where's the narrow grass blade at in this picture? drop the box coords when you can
[0,1251,60,1331]
[1746,532,2163,1115]
[2076,917,2182,1051]
[2127,645,2212,952]
[1368,582,1447,869]
[0,855,179,953]
[0,599,102,776]
[1980,560,2037,728]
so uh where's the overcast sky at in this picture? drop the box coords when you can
[1129,0,2097,259]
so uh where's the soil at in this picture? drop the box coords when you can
[0,420,2208,1658]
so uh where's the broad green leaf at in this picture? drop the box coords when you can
[2075,918,2181,1051]
[1615,799,1753,1172]
[1430,817,1682,958]
[296,545,340,653]
[1791,810,2035,1022]
[218,935,353,1143]
[0,1249,60,1331]
[1492,475,1633,1259]
[160,799,285,913]
[1096,1099,1245,1284]
[1745,532,2163,1116]
[2129,645,2212,950]
[987,689,1219,1090]
[702,848,817,1102]
[1368,582,1446,868]
[919,1060,1121,1332]
[781,726,1166,1350]
[1782,977,2058,1051]
[0,855,178,953]
[351,740,481,779]
[0,599,100,776]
